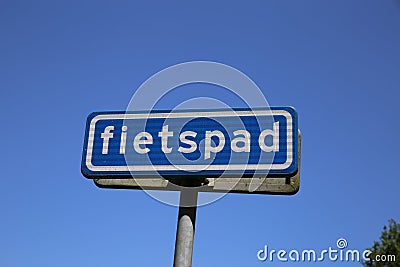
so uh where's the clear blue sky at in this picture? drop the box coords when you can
[1,1,399,266]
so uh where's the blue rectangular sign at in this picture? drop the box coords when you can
[81,107,298,179]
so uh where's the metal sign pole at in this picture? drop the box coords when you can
[173,188,198,267]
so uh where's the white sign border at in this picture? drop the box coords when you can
[85,109,294,172]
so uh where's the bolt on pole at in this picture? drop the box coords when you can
[173,188,198,267]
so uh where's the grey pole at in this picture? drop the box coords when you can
[173,188,198,267]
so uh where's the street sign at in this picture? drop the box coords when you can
[81,107,299,180]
